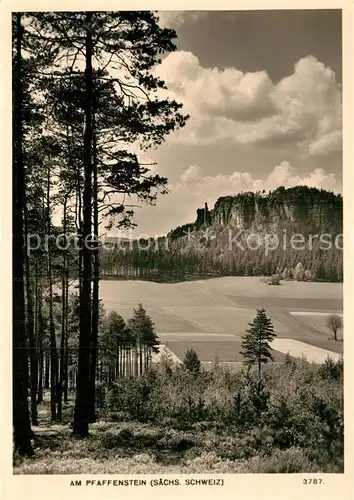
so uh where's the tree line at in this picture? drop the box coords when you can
[98,235,342,283]
[98,185,342,283]
[12,11,188,455]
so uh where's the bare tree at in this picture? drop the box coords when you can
[326,314,342,341]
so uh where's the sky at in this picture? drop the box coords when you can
[115,10,342,237]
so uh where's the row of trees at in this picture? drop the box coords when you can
[13,11,188,455]
[101,305,160,380]
[99,239,342,282]
[97,185,342,283]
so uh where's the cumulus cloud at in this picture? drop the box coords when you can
[308,130,342,156]
[156,52,342,156]
[119,161,340,237]
[180,164,202,183]
[176,161,340,205]
[157,11,208,28]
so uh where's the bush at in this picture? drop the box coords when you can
[95,382,106,408]
[182,349,201,376]
[101,428,134,449]
[268,274,281,285]
[96,359,343,472]
[247,447,319,473]
[156,429,197,452]
[318,358,343,380]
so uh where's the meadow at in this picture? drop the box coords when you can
[14,277,344,474]
[99,277,343,364]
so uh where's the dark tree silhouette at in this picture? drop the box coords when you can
[326,314,342,341]
[12,11,33,456]
[182,349,201,377]
[127,303,160,376]
[28,11,188,436]
[240,308,277,377]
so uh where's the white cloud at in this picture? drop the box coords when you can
[180,164,202,183]
[119,161,340,236]
[176,161,340,205]
[157,11,208,28]
[156,52,342,156]
[308,130,342,156]
[157,11,185,28]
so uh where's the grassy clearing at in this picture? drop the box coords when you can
[14,419,327,474]
[163,340,287,363]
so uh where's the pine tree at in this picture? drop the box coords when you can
[28,11,188,436]
[282,267,289,280]
[128,304,159,375]
[240,308,277,377]
[101,311,126,380]
[182,349,201,376]
[12,11,34,456]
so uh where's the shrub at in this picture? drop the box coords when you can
[318,357,343,380]
[156,429,197,452]
[268,274,281,285]
[101,428,134,449]
[247,447,319,473]
[182,349,201,376]
[304,269,313,281]
[90,358,343,473]
[294,262,304,281]
[95,382,106,408]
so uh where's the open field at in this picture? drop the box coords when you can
[163,339,289,363]
[100,277,343,364]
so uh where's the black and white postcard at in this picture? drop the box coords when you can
[1,2,353,500]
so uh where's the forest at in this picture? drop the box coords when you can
[98,230,343,283]
[12,11,188,456]
[99,187,343,283]
[12,11,343,474]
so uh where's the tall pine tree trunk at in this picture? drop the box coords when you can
[134,345,138,378]
[58,197,68,421]
[258,336,262,379]
[47,165,58,421]
[36,293,44,405]
[24,193,38,426]
[73,13,93,437]
[139,336,143,376]
[44,351,50,389]
[116,343,120,379]
[63,268,69,404]
[88,125,99,423]
[12,12,33,456]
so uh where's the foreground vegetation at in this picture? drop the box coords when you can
[14,355,344,474]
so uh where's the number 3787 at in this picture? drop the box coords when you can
[303,478,323,485]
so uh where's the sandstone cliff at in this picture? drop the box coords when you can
[174,186,342,237]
